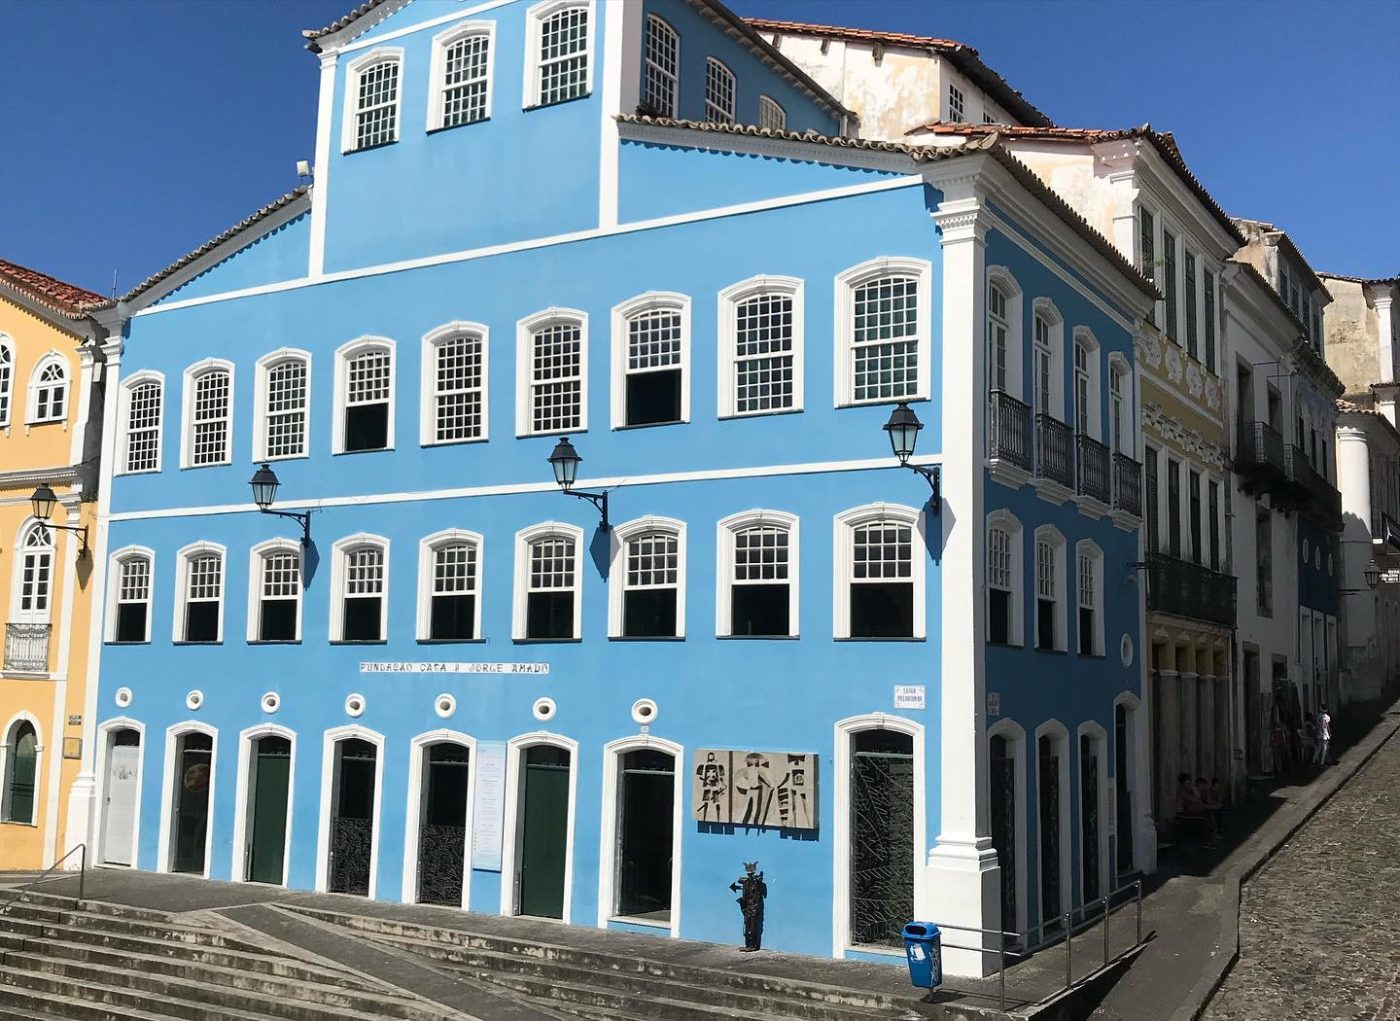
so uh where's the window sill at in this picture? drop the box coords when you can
[1034,647,1069,655]
[836,395,930,411]
[524,92,592,112]
[716,634,799,641]
[116,469,161,477]
[1078,651,1106,659]
[609,635,685,642]
[172,641,222,647]
[249,640,302,646]
[517,427,584,440]
[252,453,310,464]
[987,640,1025,649]
[422,437,488,448]
[334,447,395,456]
[613,419,687,432]
[513,637,581,645]
[417,638,487,645]
[180,461,232,471]
[343,139,399,155]
[330,640,388,646]
[0,821,38,829]
[427,117,491,135]
[105,640,151,646]
[835,636,925,643]
[718,407,804,421]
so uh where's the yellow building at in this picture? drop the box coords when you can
[0,259,109,870]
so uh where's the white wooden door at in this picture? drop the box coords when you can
[103,742,140,866]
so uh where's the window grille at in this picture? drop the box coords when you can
[538,6,589,106]
[734,292,794,414]
[1073,340,1090,435]
[1034,315,1053,415]
[623,531,679,637]
[988,529,1012,591]
[948,84,964,121]
[442,33,490,127]
[265,359,307,458]
[988,285,1008,392]
[341,546,385,641]
[642,15,677,115]
[759,96,785,131]
[184,553,222,642]
[704,58,735,123]
[191,370,230,465]
[625,306,684,425]
[431,542,477,640]
[126,381,163,472]
[355,60,399,149]
[526,536,576,639]
[851,275,919,402]
[115,556,150,642]
[850,520,914,638]
[258,550,300,642]
[19,527,52,615]
[33,362,66,422]
[433,333,484,442]
[345,349,391,452]
[0,344,11,424]
[530,322,583,433]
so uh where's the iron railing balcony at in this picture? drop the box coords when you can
[1236,420,1289,495]
[1035,414,1074,489]
[1286,445,1343,529]
[987,390,1033,472]
[3,623,50,673]
[1144,552,1236,628]
[1075,434,1111,504]
[1113,452,1143,517]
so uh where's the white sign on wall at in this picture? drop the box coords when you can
[894,685,926,710]
[986,692,1001,718]
[359,661,550,675]
[470,741,509,872]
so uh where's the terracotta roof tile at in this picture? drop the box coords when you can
[0,258,109,319]
[304,0,398,42]
[1319,271,1400,287]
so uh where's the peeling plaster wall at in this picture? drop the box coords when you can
[1323,278,1381,394]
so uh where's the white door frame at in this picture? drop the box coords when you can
[831,712,926,958]
[401,729,477,909]
[94,718,146,867]
[1076,721,1112,907]
[500,731,578,922]
[230,724,297,885]
[1112,692,1145,878]
[987,717,1029,941]
[156,721,218,877]
[597,733,684,938]
[1033,719,1072,942]
[314,724,385,897]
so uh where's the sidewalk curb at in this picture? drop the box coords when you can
[1171,706,1400,1021]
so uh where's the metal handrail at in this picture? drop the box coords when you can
[0,842,86,921]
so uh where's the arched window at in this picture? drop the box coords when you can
[344,49,403,151]
[527,0,592,108]
[332,535,389,642]
[249,540,303,643]
[174,543,225,644]
[122,373,164,474]
[0,336,13,427]
[835,258,932,406]
[335,338,395,453]
[834,504,925,639]
[107,547,154,643]
[513,523,583,641]
[641,14,678,116]
[1076,541,1104,657]
[13,523,54,626]
[1072,329,1101,440]
[704,57,735,123]
[422,324,487,446]
[1108,355,1132,457]
[182,360,233,468]
[27,355,67,424]
[2,720,38,825]
[1034,526,1067,652]
[609,517,685,639]
[431,23,494,130]
[987,510,1023,647]
[1031,300,1064,420]
[417,530,483,641]
[612,293,689,428]
[718,276,804,418]
[758,95,786,131]
[717,511,798,637]
[255,350,310,461]
[517,309,586,436]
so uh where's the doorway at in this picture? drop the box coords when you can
[989,733,1018,941]
[170,732,212,874]
[1079,734,1102,905]
[246,735,291,884]
[1243,649,1261,775]
[329,738,377,895]
[102,728,142,866]
[517,744,570,919]
[2,721,38,825]
[1114,705,1134,876]
[615,748,675,922]
[1038,734,1062,934]
[416,742,470,906]
[849,729,915,947]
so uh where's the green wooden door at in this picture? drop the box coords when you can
[248,736,290,884]
[519,746,569,919]
[4,724,37,825]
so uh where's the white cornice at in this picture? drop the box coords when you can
[0,465,82,493]
[1130,146,1238,262]
[618,120,918,173]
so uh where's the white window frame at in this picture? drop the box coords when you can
[341,48,405,153]
[758,95,786,131]
[834,257,933,407]
[832,503,925,640]
[1075,540,1104,657]
[1108,353,1133,456]
[416,529,485,642]
[330,534,391,643]
[610,292,691,429]
[986,268,1023,401]
[421,322,489,446]
[516,308,588,437]
[26,353,68,426]
[512,522,585,641]
[704,57,736,124]
[180,358,235,469]
[947,82,965,122]
[11,521,55,626]
[253,349,311,463]
[1033,525,1067,652]
[717,275,804,418]
[986,509,1024,647]
[716,509,798,638]
[106,546,155,644]
[246,539,304,644]
[641,13,679,117]
[1072,328,1101,440]
[427,21,496,131]
[118,371,165,475]
[1031,298,1065,421]
[607,516,687,639]
[333,336,396,454]
[172,541,227,645]
[523,0,595,109]
[0,334,13,428]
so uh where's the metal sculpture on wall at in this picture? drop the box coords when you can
[730,861,767,951]
[691,749,817,830]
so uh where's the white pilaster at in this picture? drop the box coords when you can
[307,52,337,279]
[1338,423,1376,681]
[597,0,641,229]
[1376,296,1394,386]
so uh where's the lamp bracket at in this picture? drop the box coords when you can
[564,488,609,530]
[260,507,313,546]
[904,464,940,512]
[42,522,90,558]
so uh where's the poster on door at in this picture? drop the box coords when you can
[691,748,818,830]
[470,741,508,871]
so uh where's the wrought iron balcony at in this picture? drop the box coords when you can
[3,623,50,673]
[1075,434,1111,504]
[987,390,1033,472]
[1113,452,1143,517]
[1035,414,1073,489]
[1286,445,1342,529]
[1145,553,1236,628]
[1236,420,1288,493]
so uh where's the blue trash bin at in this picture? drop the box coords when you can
[902,922,942,989]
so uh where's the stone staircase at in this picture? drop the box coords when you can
[288,905,930,1021]
[0,891,464,1021]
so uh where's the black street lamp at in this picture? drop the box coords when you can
[882,402,940,510]
[28,483,89,556]
[1341,561,1382,595]
[548,437,609,529]
[249,464,313,545]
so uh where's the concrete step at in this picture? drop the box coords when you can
[12,890,172,924]
[0,971,296,1021]
[0,952,440,1021]
[0,903,282,958]
[0,981,185,1021]
[472,969,796,1021]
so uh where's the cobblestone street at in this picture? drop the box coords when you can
[1204,728,1400,1020]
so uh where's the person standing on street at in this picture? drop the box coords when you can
[1315,706,1332,766]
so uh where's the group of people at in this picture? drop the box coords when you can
[1271,704,1333,774]
[1174,774,1227,845]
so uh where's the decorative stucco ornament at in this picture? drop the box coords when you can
[1165,344,1183,383]
[1204,378,1221,410]
[1186,363,1203,397]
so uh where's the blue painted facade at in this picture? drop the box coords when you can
[89,0,1149,965]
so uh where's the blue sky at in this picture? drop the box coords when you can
[4,0,1396,293]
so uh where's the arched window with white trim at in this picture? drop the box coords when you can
[517,309,586,437]
[332,535,389,643]
[26,355,67,425]
[1075,540,1104,657]
[174,543,225,644]
[1031,300,1064,421]
[1034,526,1066,652]
[1108,354,1133,457]
[834,504,925,639]
[704,57,735,123]
[422,324,487,446]
[254,350,310,461]
[526,0,593,108]
[835,258,932,407]
[249,540,303,643]
[513,523,583,641]
[758,95,786,131]
[987,510,1023,646]
[121,373,164,474]
[107,547,154,644]
[181,360,233,468]
[1,718,39,825]
[717,510,798,637]
[418,530,483,641]
[717,276,804,418]
[641,13,678,116]
[609,517,685,639]
[1072,328,1101,440]
[343,49,403,152]
[12,522,54,627]
[335,338,395,454]
[0,336,13,427]
[613,293,690,428]
[430,23,494,130]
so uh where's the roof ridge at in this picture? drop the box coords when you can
[0,257,110,318]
